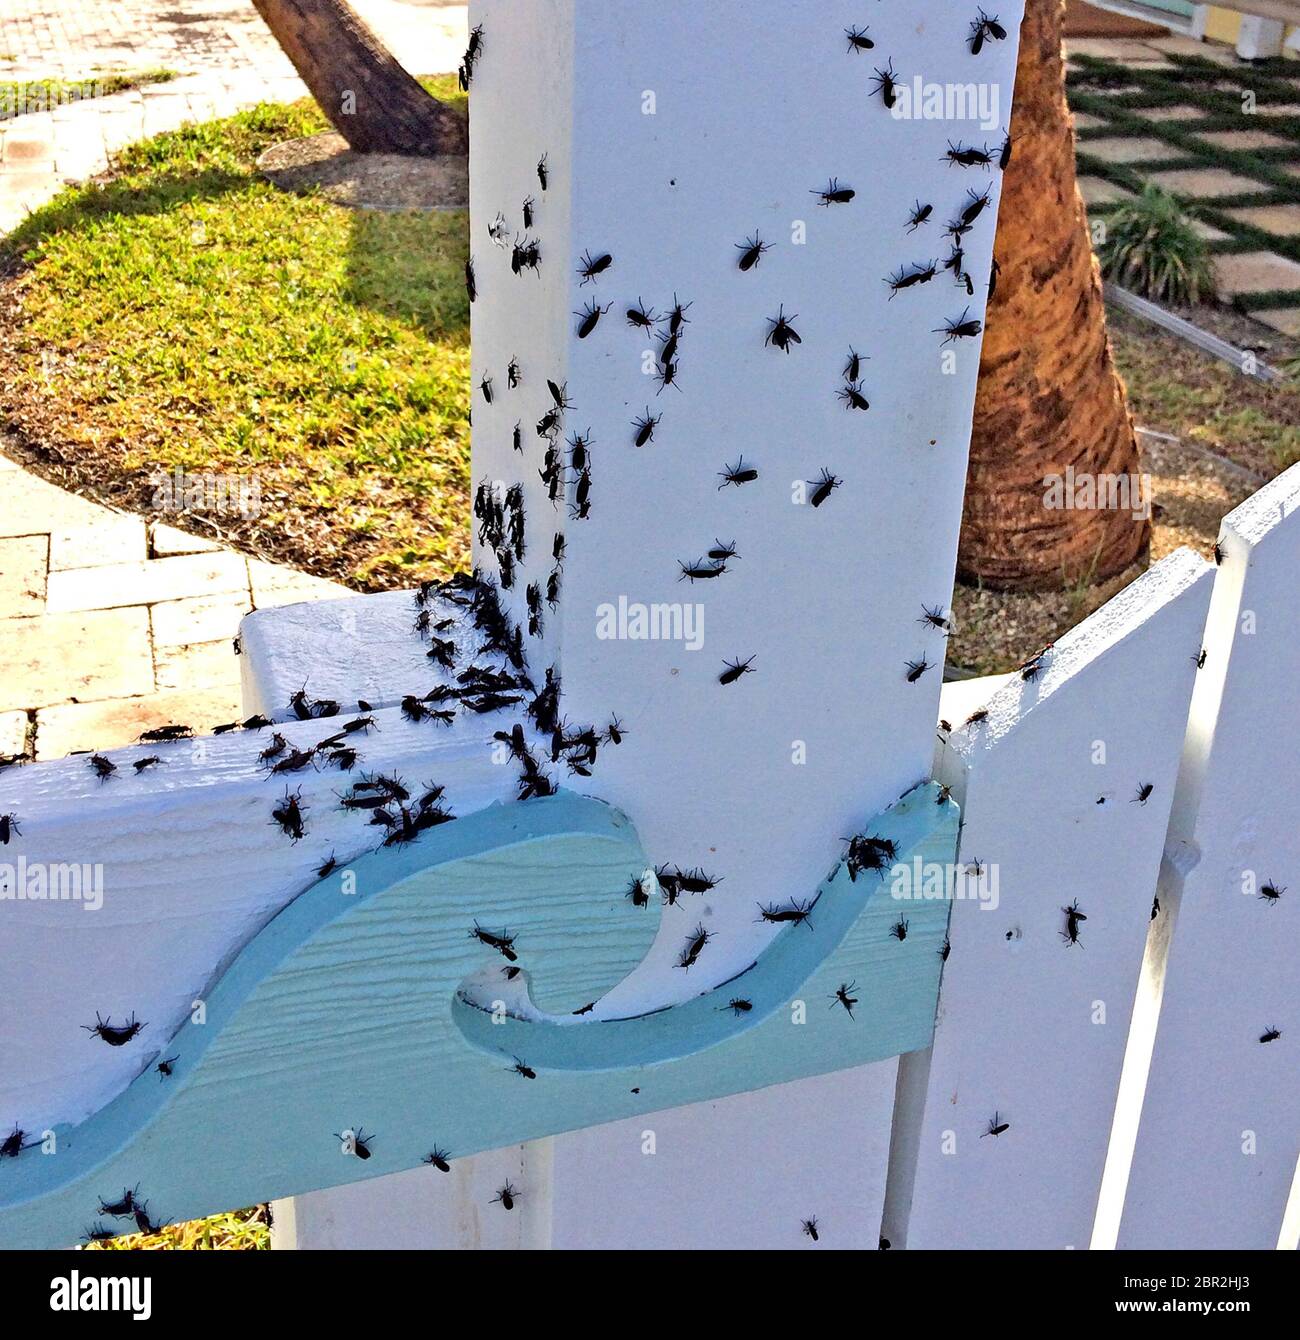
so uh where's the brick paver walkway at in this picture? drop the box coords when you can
[0,1,467,764]
[0,447,350,761]
[1066,33,1300,337]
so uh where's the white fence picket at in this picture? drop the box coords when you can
[550,1064,898,1250]
[271,1143,554,1250]
[1117,466,1300,1250]
[885,550,1214,1249]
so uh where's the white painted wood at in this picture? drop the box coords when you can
[271,1142,553,1250]
[1116,467,1300,1249]
[264,0,1025,1248]
[882,550,1214,1250]
[239,591,447,721]
[468,0,1025,1248]
[468,0,1022,1013]
[0,701,531,1128]
[550,1064,898,1250]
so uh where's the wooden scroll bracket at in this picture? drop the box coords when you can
[0,784,955,1249]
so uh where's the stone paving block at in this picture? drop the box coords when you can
[1212,250,1300,297]
[1195,128,1293,152]
[150,592,251,648]
[0,135,53,162]
[45,550,249,613]
[149,521,221,557]
[1146,36,1236,63]
[1072,112,1109,131]
[1158,106,1210,122]
[0,467,105,537]
[0,710,28,759]
[1147,166,1269,199]
[0,534,47,615]
[1065,38,1171,64]
[1258,103,1300,117]
[1190,217,1231,243]
[48,512,147,571]
[34,685,245,760]
[247,558,351,610]
[1222,203,1300,237]
[1079,175,1134,207]
[154,638,241,692]
[0,166,60,197]
[1083,135,1181,165]
[0,607,154,712]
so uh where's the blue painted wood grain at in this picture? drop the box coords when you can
[0,785,956,1249]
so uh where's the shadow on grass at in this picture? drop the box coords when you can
[343,205,471,344]
[1,161,471,349]
[0,168,251,275]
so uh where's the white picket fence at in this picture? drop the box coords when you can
[253,465,1298,1250]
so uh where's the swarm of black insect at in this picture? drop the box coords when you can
[845,834,897,882]
[470,921,519,962]
[677,924,713,970]
[271,788,307,842]
[968,8,1007,55]
[758,899,814,929]
[459,23,484,88]
[1,1125,30,1158]
[766,306,802,353]
[719,656,756,686]
[82,1012,146,1046]
[735,233,772,272]
[1060,899,1087,947]
[936,309,983,344]
[342,774,455,848]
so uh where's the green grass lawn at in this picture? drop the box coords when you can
[0,76,470,587]
[83,1205,270,1252]
[0,70,176,118]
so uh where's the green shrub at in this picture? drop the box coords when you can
[1098,185,1216,305]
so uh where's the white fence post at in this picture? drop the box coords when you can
[275,0,1024,1248]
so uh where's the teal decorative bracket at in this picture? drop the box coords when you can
[0,784,956,1249]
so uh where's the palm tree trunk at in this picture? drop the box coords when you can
[958,0,1148,592]
[252,0,468,157]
